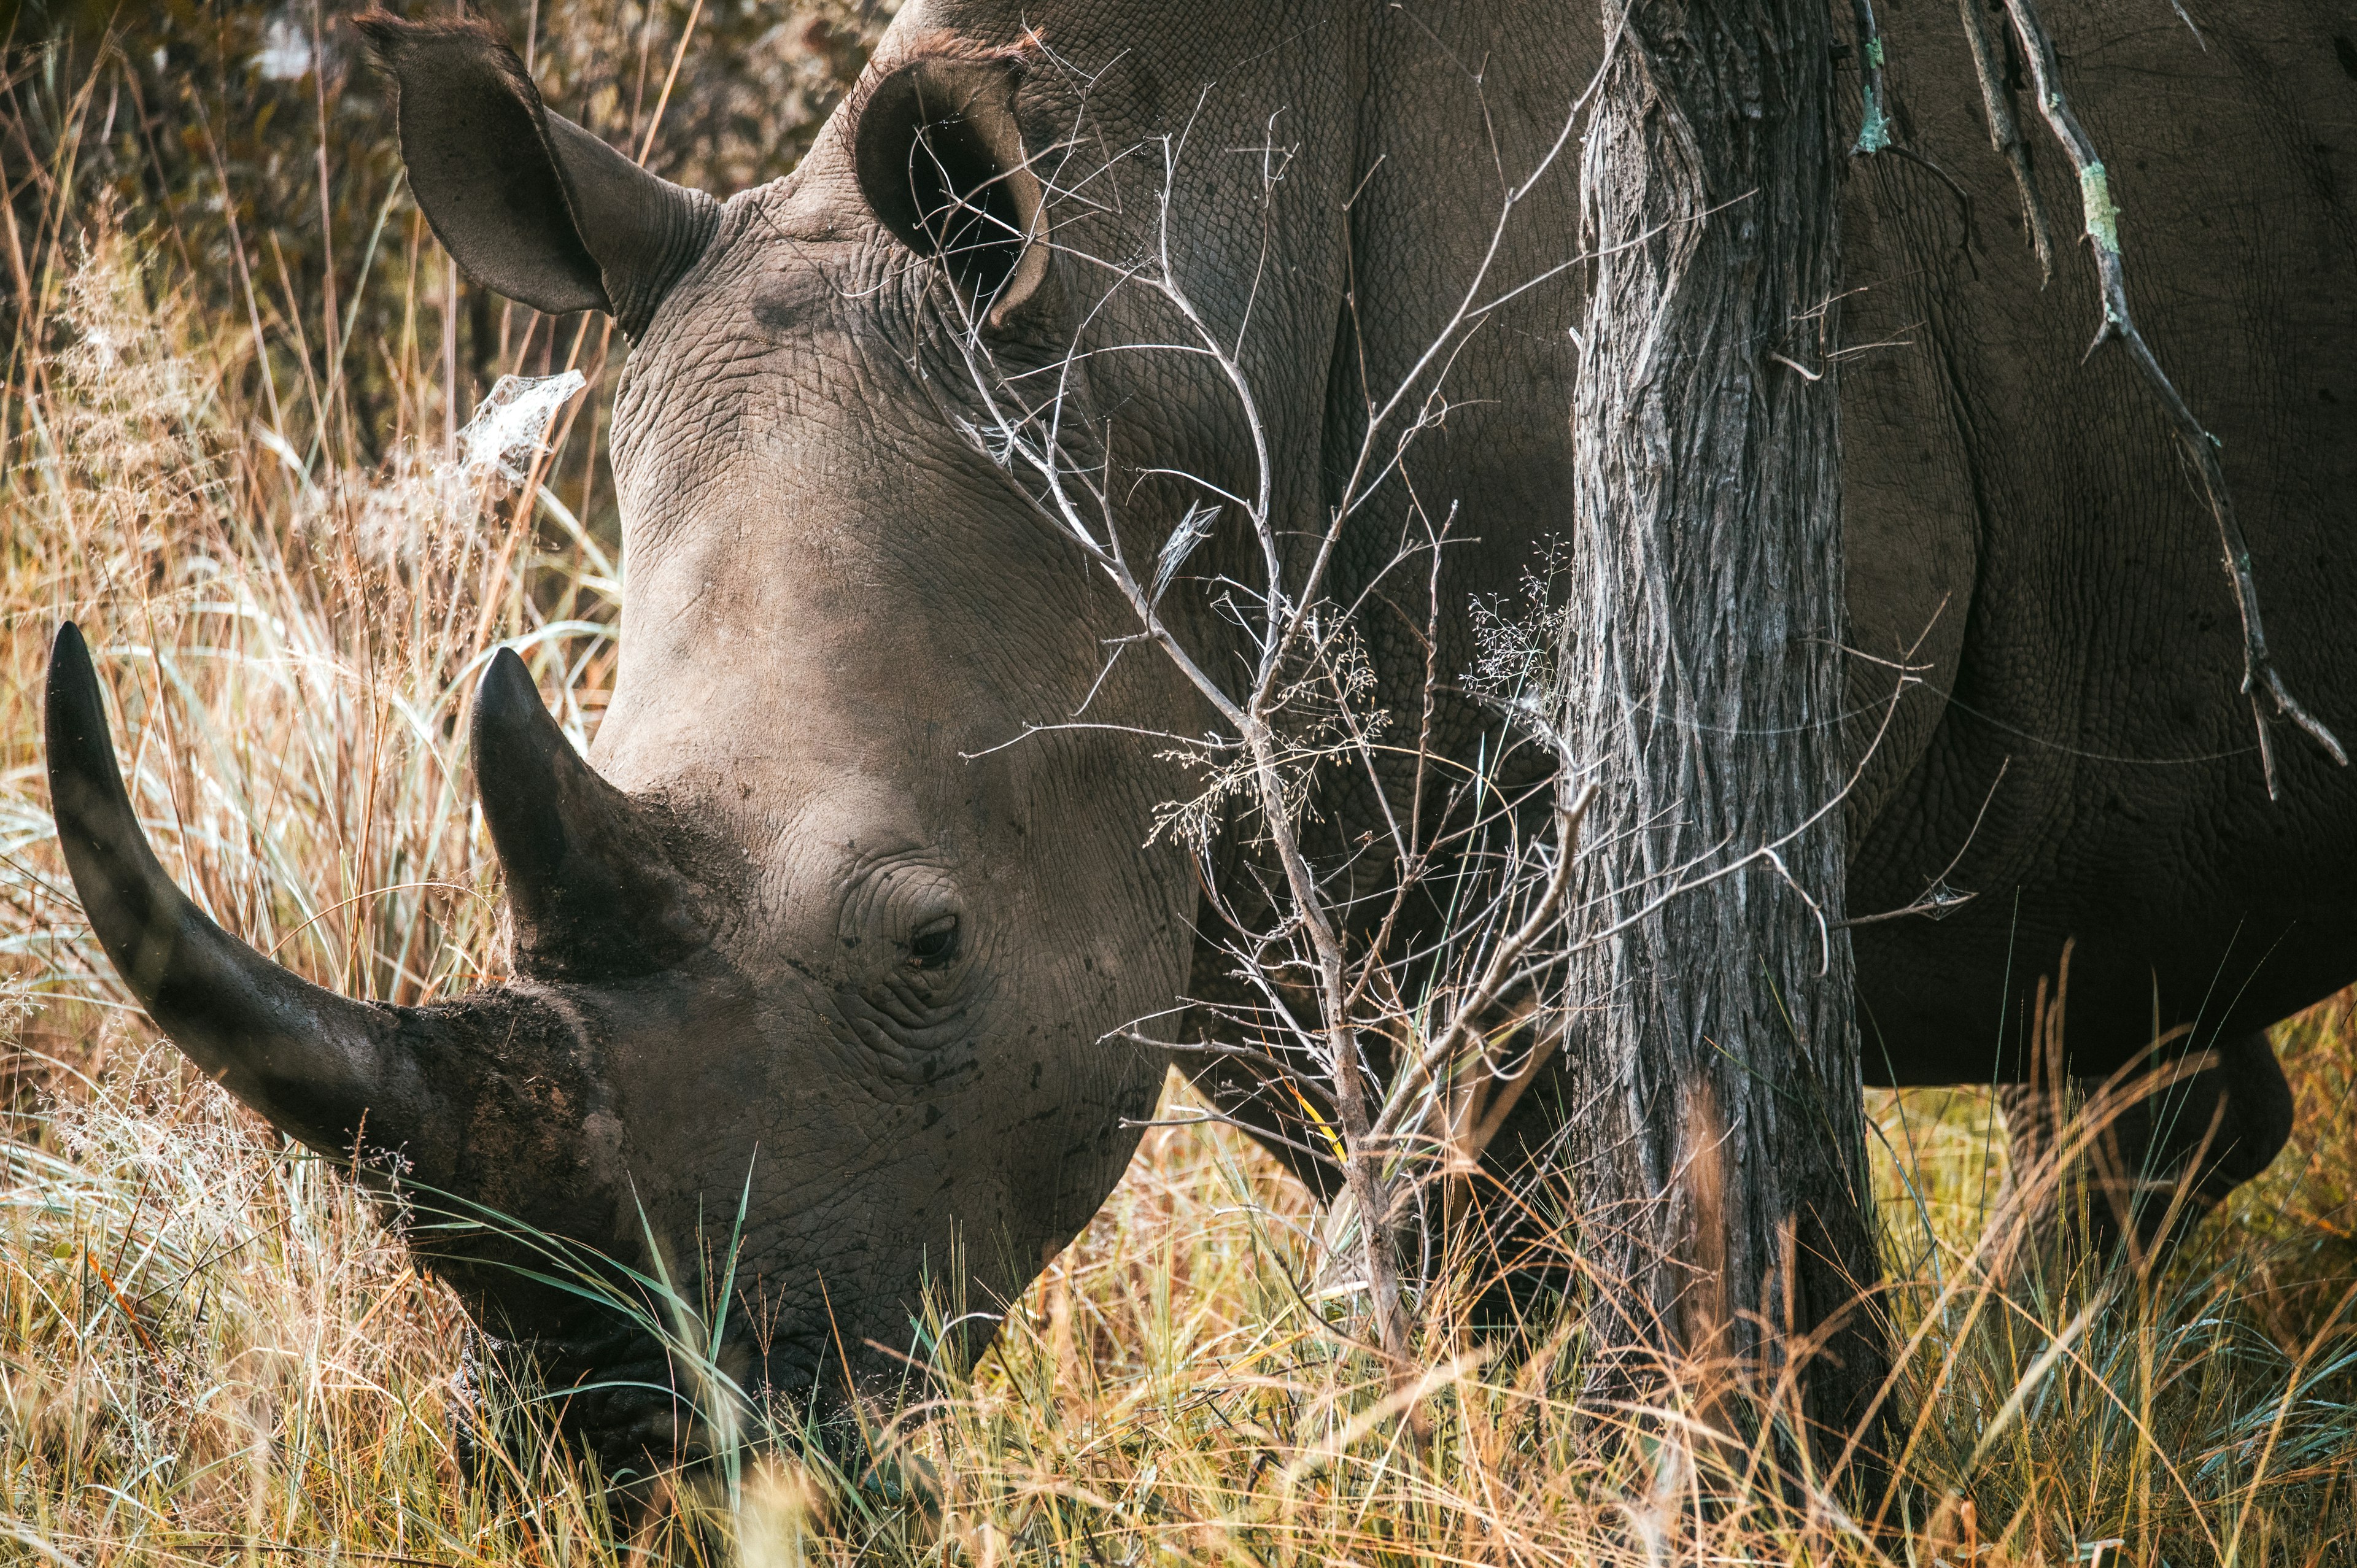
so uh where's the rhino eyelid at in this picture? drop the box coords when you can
[907,914,960,968]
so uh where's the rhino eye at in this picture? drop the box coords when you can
[907,915,959,969]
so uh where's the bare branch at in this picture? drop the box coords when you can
[1997,0,2345,798]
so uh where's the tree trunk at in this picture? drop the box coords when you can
[1559,0,1885,1464]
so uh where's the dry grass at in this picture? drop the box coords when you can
[6,10,2357,1565]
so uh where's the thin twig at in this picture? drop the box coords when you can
[1369,782,1596,1144]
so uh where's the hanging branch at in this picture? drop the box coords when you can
[1995,0,2347,800]
[1845,0,1978,250]
[1955,0,2054,280]
[1849,0,1894,154]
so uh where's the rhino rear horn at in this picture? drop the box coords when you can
[356,10,719,338]
[45,624,438,1156]
[471,649,691,975]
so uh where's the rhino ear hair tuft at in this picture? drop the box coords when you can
[357,8,719,337]
[853,56,1051,329]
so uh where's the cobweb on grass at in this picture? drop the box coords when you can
[457,371,586,486]
[329,371,587,569]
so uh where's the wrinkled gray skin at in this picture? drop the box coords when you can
[48,0,2357,1475]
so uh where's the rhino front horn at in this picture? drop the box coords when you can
[44,622,439,1156]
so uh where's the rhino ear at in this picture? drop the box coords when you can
[853,56,1050,330]
[355,10,719,338]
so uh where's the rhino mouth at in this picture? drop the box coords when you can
[453,1304,845,1485]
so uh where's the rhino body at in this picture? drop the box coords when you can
[45,0,2357,1470]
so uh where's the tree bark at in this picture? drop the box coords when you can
[1559,0,1885,1465]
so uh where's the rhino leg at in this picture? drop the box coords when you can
[1992,1029,2293,1263]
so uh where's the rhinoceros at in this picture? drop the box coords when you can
[42,0,2357,1473]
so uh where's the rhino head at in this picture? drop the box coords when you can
[47,12,1203,1477]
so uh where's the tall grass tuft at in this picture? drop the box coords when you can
[5,8,2357,1565]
